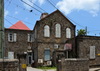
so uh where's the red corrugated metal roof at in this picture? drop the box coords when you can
[9,21,30,30]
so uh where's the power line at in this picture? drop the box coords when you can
[29,0,47,13]
[6,15,33,25]
[46,0,85,28]
[6,0,13,9]
[46,0,58,9]
[4,18,18,28]
[88,30,100,32]
[45,0,87,29]
[21,0,43,13]
[67,16,85,28]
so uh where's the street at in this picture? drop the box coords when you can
[27,67,56,71]
[27,67,100,71]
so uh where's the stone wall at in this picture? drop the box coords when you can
[0,59,19,71]
[35,10,75,43]
[76,36,100,66]
[57,58,89,71]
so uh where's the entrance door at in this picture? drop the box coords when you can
[27,52,33,66]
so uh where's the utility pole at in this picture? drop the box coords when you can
[85,26,87,35]
[0,0,4,58]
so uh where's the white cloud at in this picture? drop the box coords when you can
[22,0,45,9]
[15,11,19,14]
[56,0,100,16]
[4,10,9,17]
[22,0,36,9]
[38,0,45,5]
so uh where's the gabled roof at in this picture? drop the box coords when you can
[38,10,75,27]
[9,21,30,30]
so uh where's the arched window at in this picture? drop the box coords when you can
[66,28,71,38]
[44,25,50,37]
[55,24,61,37]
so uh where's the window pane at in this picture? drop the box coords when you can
[8,33,13,42]
[44,25,50,37]
[44,50,50,61]
[55,24,61,37]
[66,28,71,38]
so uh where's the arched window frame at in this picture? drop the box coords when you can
[66,28,71,38]
[55,23,61,38]
[44,25,50,37]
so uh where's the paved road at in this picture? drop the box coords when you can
[27,67,100,71]
[27,67,56,71]
[27,67,43,71]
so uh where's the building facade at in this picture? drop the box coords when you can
[76,36,100,67]
[66,35,100,67]
[4,21,33,66]
[32,10,76,66]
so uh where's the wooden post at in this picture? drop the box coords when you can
[0,0,4,58]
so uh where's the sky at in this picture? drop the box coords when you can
[4,0,100,36]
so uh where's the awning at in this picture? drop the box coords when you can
[64,43,72,51]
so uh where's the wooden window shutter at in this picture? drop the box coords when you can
[28,34,30,42]
[8,33,10,41]
[13,33,17,42]
[90,46,96,59]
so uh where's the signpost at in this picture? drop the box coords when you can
[0,0,4,58]
[64,43,72,58]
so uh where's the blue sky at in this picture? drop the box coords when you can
[4,0,100,36]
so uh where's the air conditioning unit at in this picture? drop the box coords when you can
[54,44,58,49]
[38,59,43,63]
[47,61,52,66]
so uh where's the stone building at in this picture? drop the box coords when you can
[76,36,100,67]
[66,35,100,67]
[32,10,76,66]
[4,21,33,66]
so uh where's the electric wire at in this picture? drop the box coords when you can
[46,0,58,9]
[4,18,18,28]
[6,0,13,9]
[46,0,85,29]
[6,15,33,25]
[29,0,47,13]
[21,0,43,13]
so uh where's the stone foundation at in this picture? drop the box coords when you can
[0,59,19,71]
[57,58,89,71]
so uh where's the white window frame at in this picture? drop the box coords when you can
[44,25,50,37]
[55,24,61,38]
[44,49,50,61]
[66,28,71,38]
[8,33,17,42]
[28,34,32,42]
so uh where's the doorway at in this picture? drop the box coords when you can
[27,52,33,66]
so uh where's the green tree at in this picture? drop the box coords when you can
[77,29,86,36]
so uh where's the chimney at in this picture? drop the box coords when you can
[40,13,48,19]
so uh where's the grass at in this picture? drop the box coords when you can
[37,66,56,70]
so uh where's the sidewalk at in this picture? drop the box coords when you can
[27,67,56,71]
[27,67,43,71]
[89,68,100,71]
[27,67,100,71]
